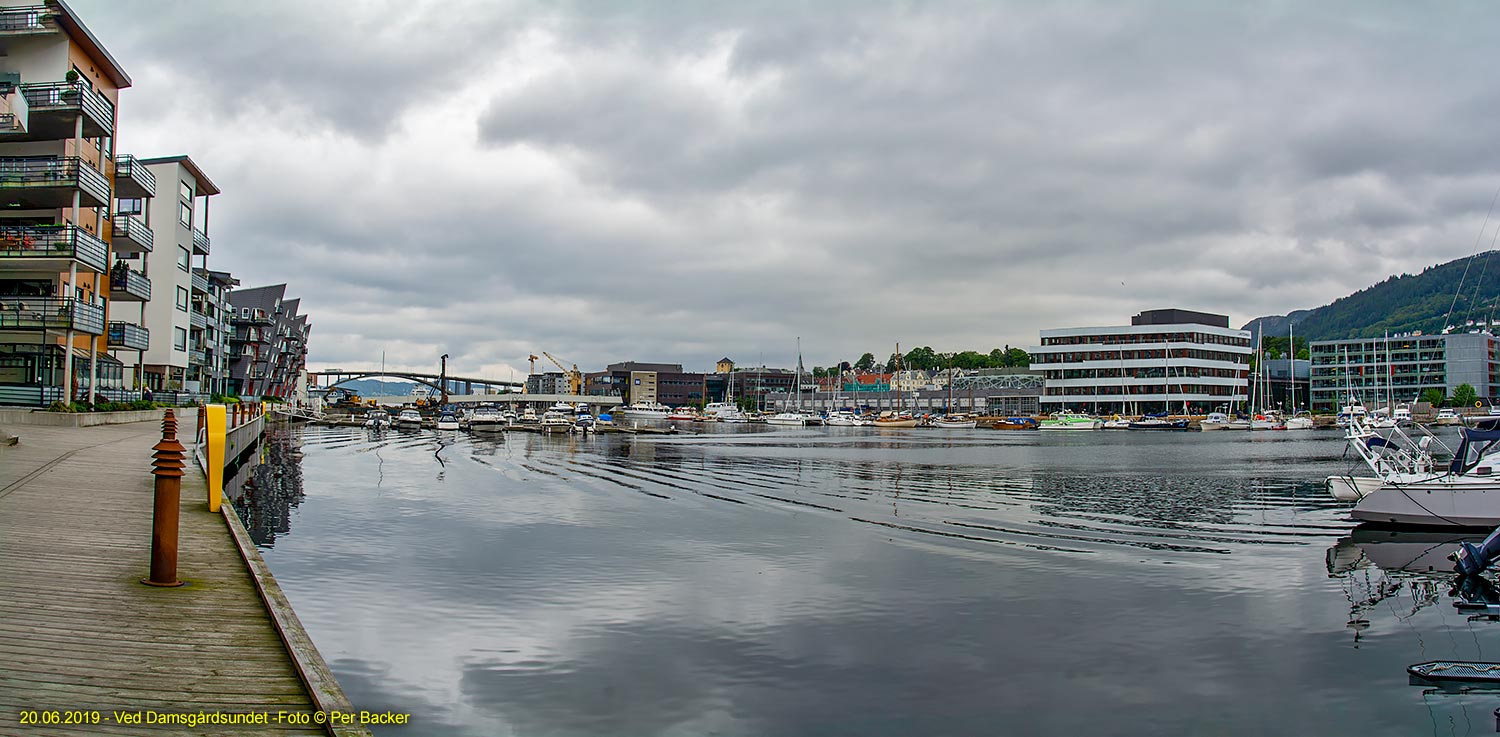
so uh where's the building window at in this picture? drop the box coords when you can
[118,198,143,215]
[177,246,190,272]
[178,201,192,228]
[174,327,187,351]
[176,286,188,311]
[179,181,192,200]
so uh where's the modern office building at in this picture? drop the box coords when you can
[583,361,708,406]
[0,0,132,405]
[1030,309,1252,414]
[228,284,311,400]
[1308,332,1500,410]
[133,155,217,394]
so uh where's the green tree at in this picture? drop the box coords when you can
[1453,383,1479,408]
[987,348,1006,367]
[1420,388,1446,407]
[1003,347,1030,367]
[854,353,876,371]
[812,366,827,379]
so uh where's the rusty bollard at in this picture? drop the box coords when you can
[143,409,186,587]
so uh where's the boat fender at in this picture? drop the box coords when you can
[1452,525,1500,576]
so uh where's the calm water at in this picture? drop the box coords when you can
[234,424,1500,736]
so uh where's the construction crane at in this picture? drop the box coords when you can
[524,354,539,394]
[541,351,583,395]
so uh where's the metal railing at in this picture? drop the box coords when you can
[113,154,157,196]
[0,296,104,334]
[107,321,149,350]
[109,267,151,301]
[191,270,208,293]
[21,81,115,133]
[111,213,153,252]
[189,348,206,365]
[0,224,107,272]
[0,5,54,33]
[190,309,207,329]
[191,228,210,255]
[0,156,110,204]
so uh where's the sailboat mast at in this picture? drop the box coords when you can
[1288,321,1296,413]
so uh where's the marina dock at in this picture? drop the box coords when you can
[0,419,367,736]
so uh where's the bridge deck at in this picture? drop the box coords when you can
[0,421,328,735]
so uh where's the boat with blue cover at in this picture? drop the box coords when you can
[1327,410,1500,527]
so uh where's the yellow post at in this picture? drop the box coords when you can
[205,403,227,513]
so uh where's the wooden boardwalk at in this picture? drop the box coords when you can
[0,419,329,735]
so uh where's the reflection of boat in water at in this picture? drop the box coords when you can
[1326,526,1487,575]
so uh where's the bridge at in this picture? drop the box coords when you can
[309,369,523,397]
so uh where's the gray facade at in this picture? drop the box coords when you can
[228,283,310,400]
[1308,332,1500,410]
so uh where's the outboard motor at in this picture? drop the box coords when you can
[1453,526,1500,576]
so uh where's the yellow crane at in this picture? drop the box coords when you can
[541,351,583,395]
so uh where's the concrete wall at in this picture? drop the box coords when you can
[0,407,165,426]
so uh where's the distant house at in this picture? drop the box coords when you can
[716,357,734,374]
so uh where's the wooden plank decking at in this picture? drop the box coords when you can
[0,419,331,735]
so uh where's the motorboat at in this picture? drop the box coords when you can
[1326,408,1500,527]
[395,409,423,428]
[1199,411,1231,431]
[540,410,573,433]
[1434,408,1464,426]
[1283,411,1315,430]
[574,412,596,430]
[992,417,1039,431]
[468,406,506,432]
[435,410,461,431]
[1039,411,1101,431]
[516,408,540,425]
[1225,414,1281,431]
[824,410,867,426]
[364,409,392,429]
[1101,414,1132,430]
[766,411,811,426]
[1127,414,1190,431]
[703,402,750,423]
[931,414,978,429]
[615,402,672,420]
[666,407,699,421]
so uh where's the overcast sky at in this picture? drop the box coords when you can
[75,0,1500,378]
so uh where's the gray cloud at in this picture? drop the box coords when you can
[72,0,1500,376]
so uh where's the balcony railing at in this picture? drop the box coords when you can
[107,321,149,351]
[191,228,210,255]
[0,297,104,334]
[113,154,156,198]
[109,267,151,302]
[0,224,107,272]
[21,81,114,138]
[0,156,110,208]
[191,270,208,294]
[0,6,57,35]
[110,213,152,254]
[189,349,206,366]
[190,309,207,329]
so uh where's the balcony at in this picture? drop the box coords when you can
[191,269,208,294]
[108,267,150,302]
[0,156,110,209]
[107,321,148,351]
[0,224,107,273]
[113,154,156,198]
[110,213,152,254]
[191,228,210,255]
[190,309,207,329]
[0,6,57,36]
[20,81,114,139]
[189,349,206,366]
[234,308,273,325]
[0,297,104,334]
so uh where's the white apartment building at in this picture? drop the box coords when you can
[1031,309,1252,414]
[132,155,216,393]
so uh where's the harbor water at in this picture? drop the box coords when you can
[236,424,1499,736]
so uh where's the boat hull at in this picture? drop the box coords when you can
[932,420,977,429]
[1345,482,1500,527]
[1039,422,1100,431]
[873,419,920,428]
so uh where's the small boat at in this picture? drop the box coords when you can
[1199,411,1231,431]
[872,412,920,428]
[991,417,1039,431]
[1039,410,1101,431]
[1101,414,1132,430]
[540,410,574,433]
[516,408,540,425]
[931,414,977,429]
[363,409,392,429]
[1283,411,1315,430]
[1326,409,1500,526]
[435,410,461,430]
[824,410,867,426]
[1127,414,1189,431]
[766,411,810,426]
[468,406,506,432]
[1434,408,1464,426]
[666,407,699,421]
[615,402,672,420]
[395,409,423,428]
[574,413,596,430]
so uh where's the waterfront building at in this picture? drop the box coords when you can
[1030,309,1252,414]
[228,284,311,400]
[1308,332,1500,410]
[0,1,131,405]
[191,268,236,395]
[525,371,569,395]
[131,155,218,396]
[770,369,1044,415]
[725,366,796,409]
[1260,358,1311,413]
[584,361,707,406]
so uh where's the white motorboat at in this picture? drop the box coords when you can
[435,410,461,430]
[468,406,506,432]
[766,411,811,426]
[824,410,868,426]
[540,410,574,433]
[1327,409,1500,526]
[703,401,750,423]
[1283,411,1315,430]
[516,408,540,425]
[1101,415,1132,430]
[364,409,392,429]
[616,402,672,420]
[1199,411,1231,431]
[395,409,423,428]
[1434,408,1464,426]
[931,415,978,429]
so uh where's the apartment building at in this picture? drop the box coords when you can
[131,155,217,394]
[228,284,310,400]
[0,0,132,405]
[191,268,235,395]
[583,361,708,406]
[1308,332,1500,410]
[1030,309,1252,414]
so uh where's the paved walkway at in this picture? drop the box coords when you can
[0,419,324,735]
